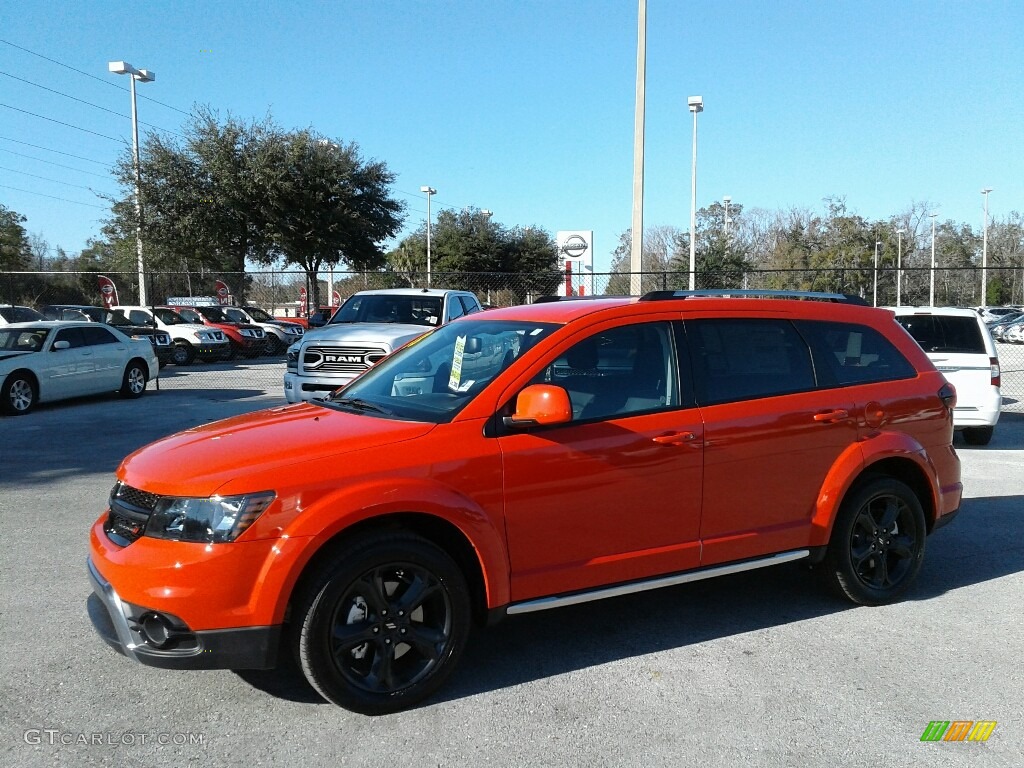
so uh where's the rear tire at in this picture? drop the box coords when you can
[120,361,148,398]
[295,532,471,715]
[823,477,926,606]
[962,426,993,446]
[3,372,37,415]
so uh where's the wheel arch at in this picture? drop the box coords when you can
[283,512,496,630]
[811,434,940,549]
[3,368,40,401]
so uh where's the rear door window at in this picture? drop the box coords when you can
[687,319,815,405]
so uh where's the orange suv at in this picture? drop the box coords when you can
[87,291,962,714]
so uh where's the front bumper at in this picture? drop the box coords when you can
[283,371,354,403]
[86,557,281,670]
[194,341,232,360]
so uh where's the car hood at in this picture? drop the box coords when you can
[118,403,436,497]
[301,322,431,349]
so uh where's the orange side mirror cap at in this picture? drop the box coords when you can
[505,384,572,428]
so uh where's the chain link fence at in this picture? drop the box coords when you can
[3,266,1022,411]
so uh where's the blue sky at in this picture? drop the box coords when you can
[2,0,1021,273]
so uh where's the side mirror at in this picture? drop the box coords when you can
[504,384,572,429]
[52,340,71,351]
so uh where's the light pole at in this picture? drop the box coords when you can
[929,213,938,306]
[687,95,703,290]
[723,195,731,239]
[109,60,155,305]
[981,188,992,307]
[630,0,647,296]
[420,186,436,287]
[873,240,881,307]
[896,229,905,307]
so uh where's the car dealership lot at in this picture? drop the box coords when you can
[1,376,1022,767]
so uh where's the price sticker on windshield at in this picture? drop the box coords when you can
[448,335,466,391]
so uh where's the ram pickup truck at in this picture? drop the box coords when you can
[283,288,482,403]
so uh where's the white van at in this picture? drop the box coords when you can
[891,307,1001,445]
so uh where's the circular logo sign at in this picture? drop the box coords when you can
[561,235,589,259]
[217,286,229,298]
[100,285,113,295]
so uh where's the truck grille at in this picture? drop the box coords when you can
[105,482,160,546]
[301,345,387,375]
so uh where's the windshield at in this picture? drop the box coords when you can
[224,308,249,323]
[198,306,229,322]
[329,294,444,327]
[322,318,558,423]
[0,327,51,352]
[154,308,189,325]
[104,310,134,327]
[244,306,273,322]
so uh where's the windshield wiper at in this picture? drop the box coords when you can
[329,396,394,416]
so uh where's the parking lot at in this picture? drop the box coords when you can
[1,369,1022,768]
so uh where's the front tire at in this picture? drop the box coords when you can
[3,372,37,415]
[296,532,471,715]
[823,477,926,606]
[171,343,195,366]
[120,361,148,398]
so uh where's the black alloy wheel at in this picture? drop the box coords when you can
[171,343,194,366]
[824,476,926,606]
[296,532,471,715]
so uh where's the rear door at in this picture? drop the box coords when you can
[687,317,857,566]
[81,325,127,390]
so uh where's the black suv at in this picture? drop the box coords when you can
[40,305,174,367]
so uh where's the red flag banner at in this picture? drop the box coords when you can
[332,290,342,308]
[215,279,232,306]
[97,275,119,308]
[299,286,308,315]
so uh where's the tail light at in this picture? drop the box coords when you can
[990,356,1001,387]
[938,382,957,410]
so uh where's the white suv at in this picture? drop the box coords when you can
[891,306,1001,445]
[118,305,231,365]
[284,288,482,403]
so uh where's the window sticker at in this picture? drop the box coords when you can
[448,335,466,391]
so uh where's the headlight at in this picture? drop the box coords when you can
[286,344,299,371]
[145,492,276,543]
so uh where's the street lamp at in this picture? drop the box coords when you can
[929,213,938,306]
[896,229,905,307]
[687,95,703,290]
[109,60,155,305]
[981,188,992,307]
[420,186,436,287]
[723,195,731,239]
[873,240,881,307]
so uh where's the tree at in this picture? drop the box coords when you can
[607,225,683,294]
[263,131,404,309]
[0,204,32,272]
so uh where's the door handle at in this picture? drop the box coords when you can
[652,431,697,445]
[813,409,849,423]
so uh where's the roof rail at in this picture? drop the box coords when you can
[638,289,868,305]
[533,295,630,303]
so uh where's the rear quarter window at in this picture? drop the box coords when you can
[798,321,917,386]
[894,315,985,354]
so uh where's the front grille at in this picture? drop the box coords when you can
[301,345,387,375]
[105,482,161,546]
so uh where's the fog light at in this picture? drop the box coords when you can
[138,612,176,649]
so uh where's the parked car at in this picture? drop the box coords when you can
[117,306,231,365]
[0,305,46,325]
[973,306,1019,324]
[284,288,483,403]
[222,306,304,355]
[891,306,1001,445]
[39,304,175,368]
[989,313,1024,341]
[88,291,961,714]
[1,321,157,415]
[168,305,267,359]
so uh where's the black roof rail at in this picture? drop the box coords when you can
[638,289,868,304]
[533,294,631,303]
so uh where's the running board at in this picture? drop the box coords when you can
[506,549,810,615]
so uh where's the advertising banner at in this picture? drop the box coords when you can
[215,280,232,306]
[555,230,594,296]
[97,275,119,308]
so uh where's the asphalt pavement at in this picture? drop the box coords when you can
[1,373,1021,768]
